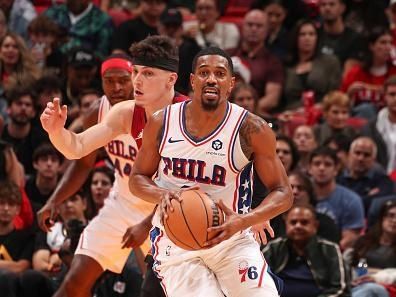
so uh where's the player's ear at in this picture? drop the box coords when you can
[168,72,178,86]
[190,73,195,91]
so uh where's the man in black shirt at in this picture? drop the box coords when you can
[112,0,166,54]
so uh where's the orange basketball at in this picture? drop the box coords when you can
[164,189,224,250]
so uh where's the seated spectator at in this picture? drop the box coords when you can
[1,84,49,176]
[44,0,113,58]
[283,19,341,110]
[32,189,88,291]
[293,125,317,173]
[348,200,396,297]
[68,89,101,132]
[112,0,165,54]
[33,75,63,121]
[362,75,396,173]
[318,0,365,73]
[337,136,395,212]
[85,166,114,220]
[271,171,341,243]
[309,146,365,249]
[157,7,201,95]
[229,82,257,114]
[324,133,353,173]
[314,91,356,146]
[275,135,299,175]
[264,0,289,61]
[0,180,53,297]
[25,143,63,213]
[0,10,7,40]
[0,32,41,121]
[263,205,349,297]
[0,0,37,40]
[229,9,283,116]
[184,0,240,50]
[27,15,64,74]
[341,26,396,119]
[62,47,100,121]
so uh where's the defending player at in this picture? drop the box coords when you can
[39,36,187,297]
[129,47,293,297]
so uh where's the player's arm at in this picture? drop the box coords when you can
[41,98,135,159]
[129,110,166,205]
[239,113,293,228]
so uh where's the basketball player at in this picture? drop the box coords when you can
[39,36,187,297]
[129,47,293,297]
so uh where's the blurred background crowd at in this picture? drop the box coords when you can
[0,0,395,296]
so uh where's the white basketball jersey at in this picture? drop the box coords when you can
[98,96,153,213]
[153,101,254,227]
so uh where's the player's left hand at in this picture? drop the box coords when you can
[121,223,150,249]
[251,221,274,246]
[204,200,245,248]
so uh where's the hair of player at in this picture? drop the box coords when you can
[192,46,234,74]
[129,35,179,63]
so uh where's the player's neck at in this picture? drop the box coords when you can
[145,89,175,117]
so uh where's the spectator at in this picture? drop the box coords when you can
[32,190,88,290]
[283,19,341,110]
[263,205,349,297]
[184,0,240,50]
[362,75,396,173]
[324,133,353,173]
[44,0,114,58]
[229,82,258,114]
[293,125,317,173]
[275,135,299,175]
[341,26,396,119]
[0,0,37,40]
[337,136,395,212]
[0,180,53,297]
[1,84,49,176]
[68,88,101,132]
[0,10,7,40]
[27,15,64,74]
[309,146,365,249]
[85,166,114,220]
[24,143,63,212]
[33,75,63,116]
[264,0,288,61]
[62,47,100,121]
[0,32,40,120]
[112,0,166,54]
[229,9,283,116]
[158,7,201,95]
[313,90,356,146]
[271,171,341,243]
[318,0,365,73]
[348,199,396,297]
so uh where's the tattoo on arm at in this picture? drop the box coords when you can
[239,113,267,159]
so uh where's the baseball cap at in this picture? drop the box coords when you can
[160,8,182,26]
[67,47,97,68]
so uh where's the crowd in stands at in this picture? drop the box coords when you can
[0,0,395,296]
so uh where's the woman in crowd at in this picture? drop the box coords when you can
[229,82,257,114]
[283,19,341,110]
[276,135,299,175]
[349,200,396,297]
[85,166,114,219]
[292,124,318,173]
[341,26,396,119]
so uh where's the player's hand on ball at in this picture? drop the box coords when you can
[252,221,274,245]
[204,200,244,248]
[40,97,67,134]
[159,186,199,225]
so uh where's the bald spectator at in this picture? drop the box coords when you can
[112,0,166,54]
[44,0,113,58]
[362,75,396,173]
[229,9,283,117]
[309,146,365,250]
[337,137,395,212]
[184,0,240,51]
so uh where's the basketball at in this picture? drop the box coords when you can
[164,189,224,250]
